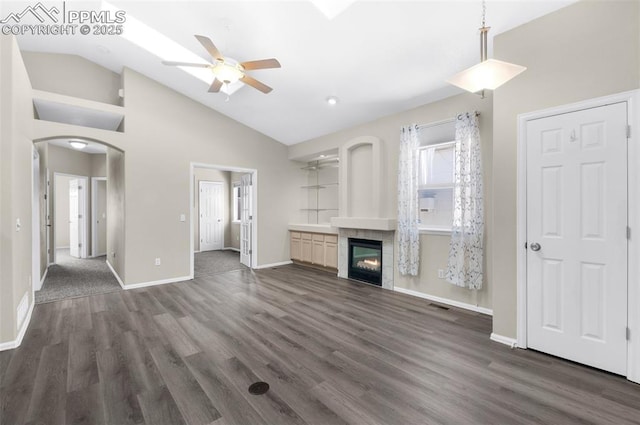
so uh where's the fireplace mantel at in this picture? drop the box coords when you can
[330,217,396,231]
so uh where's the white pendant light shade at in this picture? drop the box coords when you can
[446,0,526,95]
[446,58,526,94]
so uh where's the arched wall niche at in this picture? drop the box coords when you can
[339,136,383,218]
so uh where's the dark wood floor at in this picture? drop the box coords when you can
[1,265,639,425]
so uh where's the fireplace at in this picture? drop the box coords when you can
[348,238,382,286]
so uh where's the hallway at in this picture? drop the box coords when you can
[35,249,121,304]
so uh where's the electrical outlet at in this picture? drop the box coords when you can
[155,258,161,266]
[179,214,186,222]
[437,269,445,279]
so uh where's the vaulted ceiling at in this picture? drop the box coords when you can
[4,0,576,145]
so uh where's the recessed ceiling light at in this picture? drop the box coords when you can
[319,154,326,158]
[326,96,339,106]
[69,140,88,150]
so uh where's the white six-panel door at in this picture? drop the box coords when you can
[526,102,628,375]
[199,181,224,251]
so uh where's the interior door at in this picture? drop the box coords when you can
[199,181,224,251]
[68,178,85,258]
[526,102,628,375]
[240,173,252,267]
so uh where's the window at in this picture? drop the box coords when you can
[232,182,241,223]
[417,121,456,232]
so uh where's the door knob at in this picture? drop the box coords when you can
[530,242,541,252]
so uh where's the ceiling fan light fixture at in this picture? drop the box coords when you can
[69,140,88,150]
[211,60,245,84]
[447,0,526,96]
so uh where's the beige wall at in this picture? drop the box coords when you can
[0,36,34,344]
[491,0,640,338]
[193,168,231,251]
[22,51,121,105]
[91,153,106,177]
[107,147,125,279]
[290,92,494,309]
[121,68,300,284]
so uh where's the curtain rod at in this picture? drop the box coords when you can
[417,111,480,130]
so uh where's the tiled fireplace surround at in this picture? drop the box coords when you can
[338,229,394,290]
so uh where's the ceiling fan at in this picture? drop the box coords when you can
[162,35,281,94]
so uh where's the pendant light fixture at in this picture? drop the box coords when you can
[446,0,526,97]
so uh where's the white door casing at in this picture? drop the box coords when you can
[240,173,252,267]
[67,177,88,259]
[525,102,628,375]
[91,177,107,257]
[32,148,41,291]
[199,181,224,251]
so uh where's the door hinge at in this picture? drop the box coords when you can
[627,125,632,139]
[78,214,83,219]
[627,226,631,240]
[78,186,83,190]
[627,327,631,341]
[249,249,253,254]
[78,243,82,248]
[524,242,528,249]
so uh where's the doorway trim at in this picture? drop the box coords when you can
[32,147,41,292]
[516,89,640,383]
[189,162,259,276]
[53,172,89,263]
[91,177,107,257]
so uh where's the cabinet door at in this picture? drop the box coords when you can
[312,240,324,265]
[290,234,302,261]
[301,239,313,263]
[324,242,338,269]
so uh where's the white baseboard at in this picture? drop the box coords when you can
[37,267,48,291]
[0,295,35,352]
[106,259,192,290]
[490,333,518,348]
[106,260,125,289]
[123,275,192,290]
[56,246,70,249]
[254,260,293,270]
[224,247,241,252]
[393,287,493,316]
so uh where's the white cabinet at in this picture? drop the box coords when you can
[290,231,337,270]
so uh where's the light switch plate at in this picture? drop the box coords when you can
[180,214,186,222]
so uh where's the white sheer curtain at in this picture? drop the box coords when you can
[445,112,484,289]
[397,124,420,276]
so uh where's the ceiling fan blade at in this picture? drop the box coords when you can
[240,75,273,93]
[209,79,223,93]
[240,58,281,70]
[162,60,210,68]
[194,35,224,61]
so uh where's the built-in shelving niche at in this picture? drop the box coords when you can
[32,89,125,133]
[301,156,339,224]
